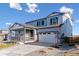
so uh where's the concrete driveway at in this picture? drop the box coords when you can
[0,42,53,56]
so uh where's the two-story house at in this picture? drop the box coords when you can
[9,12,72,45]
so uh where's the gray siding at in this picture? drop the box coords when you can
[37,27,59,33]
[60,15,72,37]
[26,18,47,27]
[47,15,63,26]
[26,15,63,27]
[25,12,72,38]
[26,21,37,26]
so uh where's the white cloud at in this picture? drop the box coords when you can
[60,6,73,14]
[9,3,40,13]
[25,3,40,13]
[5,22,12,26]
[60,6,74,26]
[9,3,22,10]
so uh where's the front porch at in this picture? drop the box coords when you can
[9,23,37,43]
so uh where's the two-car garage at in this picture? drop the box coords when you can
[38,32,59,45]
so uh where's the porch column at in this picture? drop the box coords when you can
[23,28,26,43]
[34,29,37,41]
[8,29,12,41]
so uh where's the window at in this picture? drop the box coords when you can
[37,22,39,26]
[37,22,40,26]
[53,17,58,24]
[48,32,51,34]
[39,33,42,34]
[50,17,58,25]
[30,30,34,37]
[11,31,16,37]
[26,30,29,33]
[42,20,44,25]
[43,32,46,35]
[50,19,53,25]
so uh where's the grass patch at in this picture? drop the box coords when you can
[0,43,15,49]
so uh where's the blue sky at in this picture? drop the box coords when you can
[0,3,79,35]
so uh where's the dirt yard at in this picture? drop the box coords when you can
[64,49,79,56]
[25,47,60,56]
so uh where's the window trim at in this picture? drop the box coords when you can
[50,17,58,25]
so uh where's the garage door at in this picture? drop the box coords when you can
[38,32,58,44]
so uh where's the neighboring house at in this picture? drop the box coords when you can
[0,30,8,41]
[9,12,73,45]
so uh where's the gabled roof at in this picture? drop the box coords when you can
[47,12,64,17]
[25,12,64,24]
[26,17,47,24]
[9,22,37,30]
[10,22,64,30]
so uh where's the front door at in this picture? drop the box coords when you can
[25,30,34,41]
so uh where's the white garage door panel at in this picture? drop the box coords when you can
[39,33,58,44]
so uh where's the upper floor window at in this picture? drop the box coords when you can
[50,18,53,25]
[37,22,40,26]
[50,17,58,25]
[42,20,44,25]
